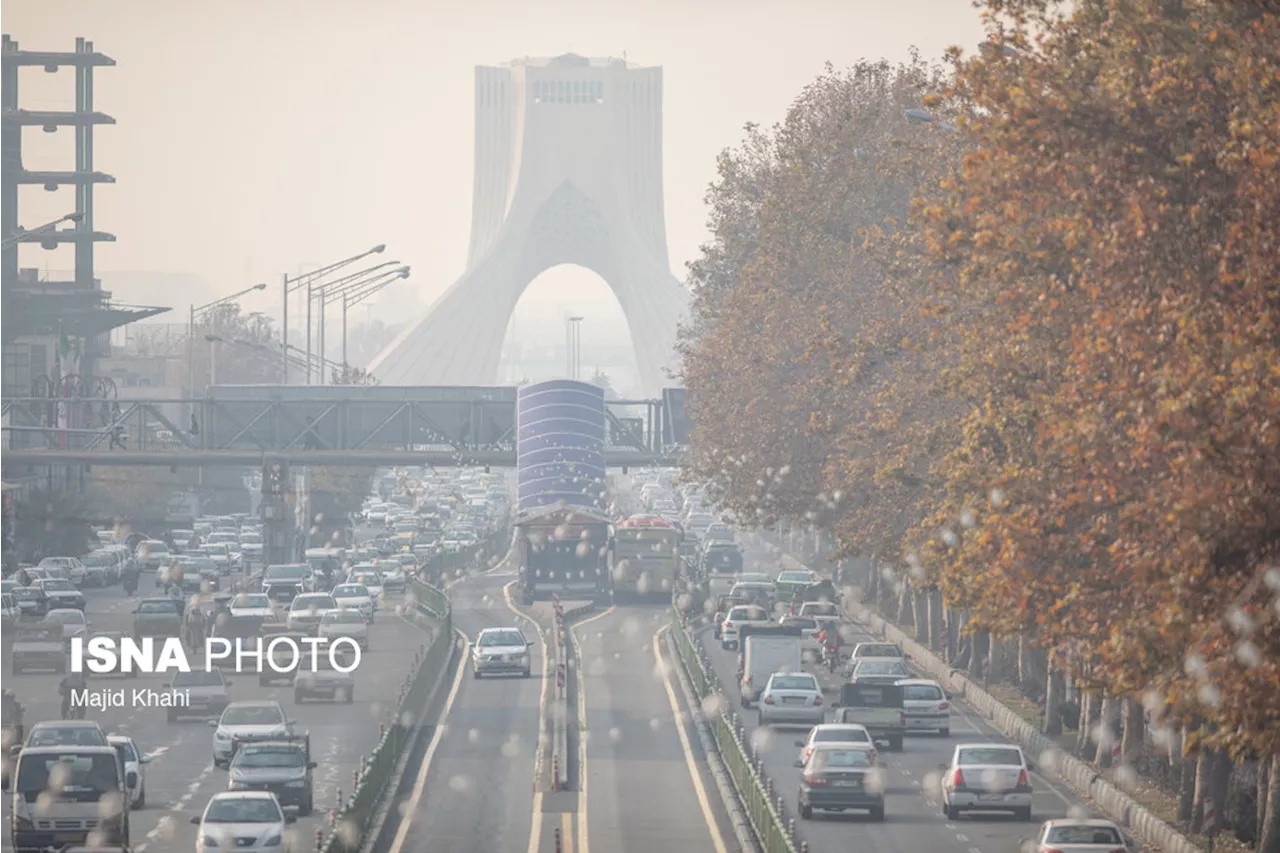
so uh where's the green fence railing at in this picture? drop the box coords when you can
[669,608,799,853]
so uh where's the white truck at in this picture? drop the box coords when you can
[739,626,804,708]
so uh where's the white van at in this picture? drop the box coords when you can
[4,745,130,852]
[740,632,803,707]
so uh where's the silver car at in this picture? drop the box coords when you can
[758,672,825,728]
[471,627,532,678]
[939,742,1035,820]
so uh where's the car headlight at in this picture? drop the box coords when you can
[201,836,220,847]
[284,780,306,788]
[214,730,231,741]
[228,781,250,790]
[264,836,282,847]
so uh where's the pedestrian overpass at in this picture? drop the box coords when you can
[0,384,691,469]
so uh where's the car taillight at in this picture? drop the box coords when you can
[1017,769,1029,787]
[813,695,823,706]
[938,701,950,710]
[804,775,827,787]
[900,713,908,725]
[1043,848,1064,853]
[953,768,965,787]
[763,695,775,705]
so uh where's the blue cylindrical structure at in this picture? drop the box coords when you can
[516,379,607,511]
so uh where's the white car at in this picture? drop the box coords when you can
[899,678,952,735]
[1028,817,1137,851]
[939,742,1035,821]
[38,556,88,586]
[193,791,296,853]
[757,672,825,728]
[317,609,369,649]
[330,584,375,621]
[793,723,877,768]
[210,701,294,768]
[229,593,276,620]
[43,607,90,640]
[472,626,532,678]
[286,594,337,633]
[239,533,264,561]
[108,734,149,808]
[720,604,771,650]
[349,571,384,602]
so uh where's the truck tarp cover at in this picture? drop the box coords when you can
[839,682,905,708]
[737,624,804,644]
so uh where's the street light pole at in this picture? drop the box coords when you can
[189,282,267,405]
[337,268,409,372]
[280,245,387,386]
[312,261,401,385]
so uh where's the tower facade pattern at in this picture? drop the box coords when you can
[368,54,688,395]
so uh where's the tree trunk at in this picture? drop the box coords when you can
[912,590,928,643]
[1209,750,1232,836]
[927,589,945,652]
[987,634,1006,685]
[1192,747,1213,832]
[896,583,911,625]
[944,606,959,662]
[1120,697,1144,766]
[1259,759,1272,851]
[1259,753,1280,853]
[969,630,988,679]
[1094,695,1115,766]
[1177,724,1197,823]
[1076,691,1095,756]
[1043,661,1064,736]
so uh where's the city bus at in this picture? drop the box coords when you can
[609,515,681,603]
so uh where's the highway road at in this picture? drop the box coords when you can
[697,583,1107,853]
[574,604,739,853]
[0,577,439,853]
[381,568,544,853]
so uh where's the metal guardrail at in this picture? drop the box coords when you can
[669,608,801,853]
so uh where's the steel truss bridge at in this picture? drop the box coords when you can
[0,385,688,469]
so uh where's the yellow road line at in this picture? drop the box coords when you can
[653,625,731,853]
[386,632,470,853]
[561,811,575,853]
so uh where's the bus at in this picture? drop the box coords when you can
[516,505,613,605]
[609,515,681,603]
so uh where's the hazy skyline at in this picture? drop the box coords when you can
[6,1,987,364]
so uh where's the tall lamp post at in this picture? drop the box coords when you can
[281,245,385,384]
[188,282,267,408]
[325,266,410,373]
[308,260,401,384]
[566,316,584,379]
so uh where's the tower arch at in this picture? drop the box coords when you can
[368,54,687,395]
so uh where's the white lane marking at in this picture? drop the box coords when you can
[956,832,969,841]
[652,626,730,853]
[499,580,553,853]
[567,606,614,853]
[385,632,470,853]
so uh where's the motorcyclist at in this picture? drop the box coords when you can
[121,562,140,596]
[185,606,208,649]
[59,672,89,719]
[790,591,804,616]
[817,620,841,671]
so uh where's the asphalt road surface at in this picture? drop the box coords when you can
[574,604,739,853]
[697,580,1106,853]
[0,578,438,853]
[382,568,545,853]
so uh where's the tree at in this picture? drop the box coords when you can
[11,487,93,562]
[588,370,618,400]
[329,365,380,386]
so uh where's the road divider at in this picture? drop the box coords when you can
[669,607,799,853]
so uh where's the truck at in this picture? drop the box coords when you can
[516,504,612,605]
[833,682,908,751]
[609,515,681,603]
[9,624,66,674]
[738,624,804,707]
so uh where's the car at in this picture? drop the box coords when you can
[798,743,886,820]
[329,584,374,621]
[848,657,911,687]
[43,607,90,640]
[849,642,906,662]
[228,737,316,815]
[38,556,88,586]
[898,678,952,736]
[229,593,276,620]
[210,701,294,768]
[793,723,878,768]
[24,720,109,747]
[938,742,1036,820]
[192,791,296,853]
[166,668,233,723]
[286,593,337,633]
[1027,817,1137,851]
[292,647,356,703]
[135,539,172,571]
[317,609,369,649]
[757,672,825,728]
[108,734,149,809]
[348,570,384,603]
[33,578,85,610]
[10,586,49,619]
[720,604,771,651]
[261,563,315,604]
[133,597,184,639]
[472,627,532,678]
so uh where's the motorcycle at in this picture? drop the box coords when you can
[122,573,139,596]
[823,645,840,673]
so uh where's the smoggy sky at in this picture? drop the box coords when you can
[6,0,986,341]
